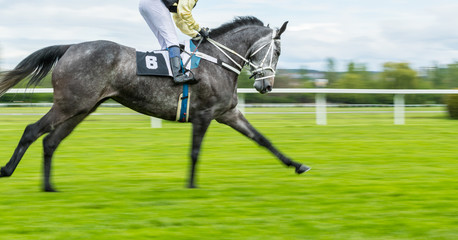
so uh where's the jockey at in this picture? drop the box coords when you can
[139,0,209,84]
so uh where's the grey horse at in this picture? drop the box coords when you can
[0,16,310,192]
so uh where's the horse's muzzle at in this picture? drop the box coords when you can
[254,79,273,94]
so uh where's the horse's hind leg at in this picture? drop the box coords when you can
[1,105,91,192]
[42,114,87,192]
[0,114,53,177]
[216,108,311,174]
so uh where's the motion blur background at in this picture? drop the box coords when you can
[0,1,457,239]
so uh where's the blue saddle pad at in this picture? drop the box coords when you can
[136,40,201,77]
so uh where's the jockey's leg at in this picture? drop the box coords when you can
[139,0,179,49]
[168,46,196,84]
[139,0,196,84]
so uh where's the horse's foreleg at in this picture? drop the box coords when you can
[189,114,212,188]
[216,108,310,174]
[0,119,50,178]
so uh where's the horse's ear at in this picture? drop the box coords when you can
[275,21,288,39]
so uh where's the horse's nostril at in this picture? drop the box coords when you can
[266,86,272,92]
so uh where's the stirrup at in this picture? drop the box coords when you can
[173,71,197,84]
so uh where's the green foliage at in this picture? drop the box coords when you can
[2,59,456,105]
[0,73,53,103]
[0,108,457,239]
[236,67,252,88]
[423,62,458,90]
[0,93,53,103]
[380,62,418,89]
[445,90,458,119]
[335,63,368,88]
[325,57,338,85]
[425,64,448,88]
[237,68,315,103]
[329,62,375,103]
[13,73,53,88]
[298,65,311,82]
[445,62,458,88]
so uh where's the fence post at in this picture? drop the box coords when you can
[394,94,405,125]
[316,93,327,125]
[150,117,162,128]
[238,94,246,115]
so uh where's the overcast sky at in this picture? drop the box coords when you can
[1,0,458,71]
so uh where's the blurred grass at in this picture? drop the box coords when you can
[0,107,457,240]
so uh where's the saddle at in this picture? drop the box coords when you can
[136,40,201,77]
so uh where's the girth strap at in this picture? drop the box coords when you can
[176,84,191,122]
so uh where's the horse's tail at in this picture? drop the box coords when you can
[0,44,73,96]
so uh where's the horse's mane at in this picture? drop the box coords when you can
[210,16,265,38]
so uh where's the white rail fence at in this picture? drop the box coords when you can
[4,88,458,126]
[238,88,458,125]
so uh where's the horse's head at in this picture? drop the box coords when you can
[249,21,288,94]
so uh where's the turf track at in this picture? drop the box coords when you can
[0,107,456,239]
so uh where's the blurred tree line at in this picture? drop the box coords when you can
[1,59,457,104]
[239,58,458,104]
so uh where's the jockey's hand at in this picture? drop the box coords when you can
[199,27,210,39]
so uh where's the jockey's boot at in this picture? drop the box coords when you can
[169,56,196,84]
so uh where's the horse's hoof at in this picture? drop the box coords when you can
[43,186,58,192]
[0,167,11,178]
[187,184,198,189]
[295,165,311,174]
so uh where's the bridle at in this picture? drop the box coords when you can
[204,29,279,81]
[247,32,278,81]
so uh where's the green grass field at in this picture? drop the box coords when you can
[0,107,457,240]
